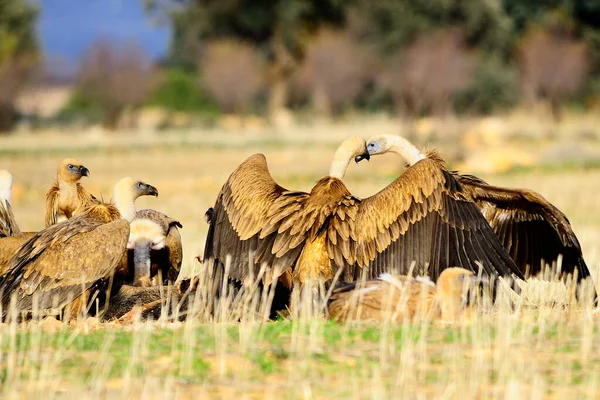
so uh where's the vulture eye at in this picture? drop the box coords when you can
[136,182,143,189]
[368,143,375,148]
[68,164,74,169]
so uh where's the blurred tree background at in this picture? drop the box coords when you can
[5,0,600,131]
[0,0,39,132]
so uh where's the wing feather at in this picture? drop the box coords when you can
[204,154,309,284]
[1,218,129,312]
[0,200,22,238]
[45,184,60,227]
[343,155,523,283]
[459,175,591,281]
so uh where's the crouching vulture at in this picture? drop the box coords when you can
[108,178,182,287]
[328,267,486,323]
[125,209,183,287]
[203,136,523,314]
[0,177,159,319]
[362,134,595,300]
[0,202,128,317]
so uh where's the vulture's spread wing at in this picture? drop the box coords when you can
[458,174,591,281]
[204,154,310,284]
[349,154,524,282]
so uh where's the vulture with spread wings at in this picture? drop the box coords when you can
[203,137,523,302]
[363,134,594,296]
[0,177,160,318]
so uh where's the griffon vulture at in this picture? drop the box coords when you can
[124,209,182,287]
[328,267,485,322]
[45,158,98,227]
[204,137,523,304]
[0,202,128,316]
[362,134,593,289]
[108,179,182,288]
[0,177,159,317]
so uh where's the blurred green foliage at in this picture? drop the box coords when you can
[46,0,600,130]
[455,56,521,115]
[141,0,600,118]
[147,68,220,115]
[55,92,105,124]
[0,0,39,132]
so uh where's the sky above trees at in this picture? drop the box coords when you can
[38,0,169,62]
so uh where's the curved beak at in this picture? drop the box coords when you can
[354,151,370,163]
[80,166,90,177]
[145,184,159,197]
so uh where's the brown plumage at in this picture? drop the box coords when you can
[457,174,591,281]
[0,199,22,238]
[102,284,190,321]
[0,200,36,277]
[328,267,482,322]
[204,138,366,291]
[204,137,522,312]
[364,134,593,287]
[122,209,183,287]
[0,202,129,316]
[45,158,98,227]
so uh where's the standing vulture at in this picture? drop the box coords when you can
[45,158,98,227]
[124,209,182,287]
[0,177,159,318]
[204,137,523,305]
[328,267,484,323]
[362,134,594,290]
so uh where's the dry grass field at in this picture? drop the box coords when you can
[2,119,600,399]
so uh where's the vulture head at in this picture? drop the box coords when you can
[127,218,166,287]
[364,135,391,157]
[114,177,159,201]
[362,134,426,166]
[58,158,90,182]
[330,136,369,178]
[436,267,488,321]
[0,169,13,205]
[113,177,159,222]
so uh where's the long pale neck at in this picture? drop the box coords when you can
[133,243,152,287]
[0,183,11,205]
[387,136,426,166]
[114,187,136,222]
[329,146,353,179]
